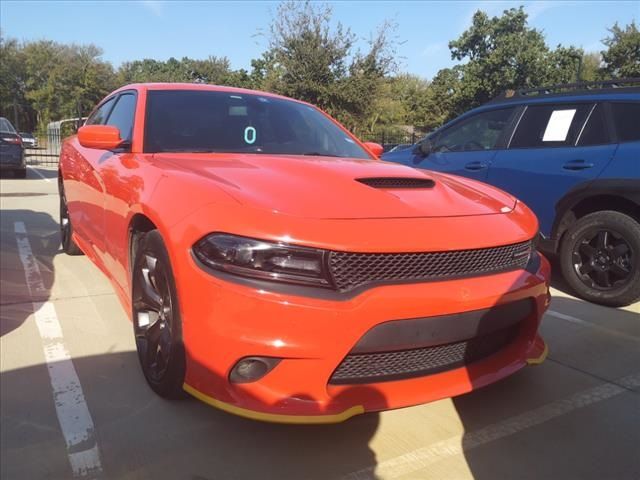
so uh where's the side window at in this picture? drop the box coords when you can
[510,103,591,149]
[611,102,640,143]
[105,93,136,142]
[433,108,515,153]
[577,104,610,146]
[86,97,116,125]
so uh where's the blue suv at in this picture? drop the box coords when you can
[383,79,640,307]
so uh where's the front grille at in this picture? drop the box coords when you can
[328,241,531,292]
[356,177,435,189]
[330,324,520,384]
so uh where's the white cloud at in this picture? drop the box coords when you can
[141,0,164,17]
[525,1,561,22]
[421,42,447,57]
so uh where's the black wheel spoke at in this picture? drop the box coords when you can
[610,263,630,278]
[596,231,609,250]
[579,262,594,274]
[611,242,630,259]
[578,243,596,257]
[140,255,163,311]
[596,270,611,288]
[133,247,175,383]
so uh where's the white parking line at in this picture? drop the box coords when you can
[14,221,102,478]
[27,165,52,182]
[343,372,640,480]
[547,309,640,342]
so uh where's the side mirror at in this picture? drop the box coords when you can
[363,142,384,158]
[413,138,433,157]
[78,125,124,150]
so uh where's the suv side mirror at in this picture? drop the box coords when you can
[413,138,433,157]
[78,125,124,150]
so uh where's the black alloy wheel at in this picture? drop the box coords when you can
[560,210,640,307]
[58,182,83,255]
[573,229,633,291]
[132,230,186,398]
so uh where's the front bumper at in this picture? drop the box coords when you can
[178,248,551,423]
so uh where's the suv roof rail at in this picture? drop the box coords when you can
[489,77,640,103]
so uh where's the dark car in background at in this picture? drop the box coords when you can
[0,117,26,178]
[383,79,640,307]
[19,132,38,148]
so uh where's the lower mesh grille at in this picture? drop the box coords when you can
[329,324,520,384]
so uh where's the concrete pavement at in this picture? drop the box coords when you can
[1,166,639,480]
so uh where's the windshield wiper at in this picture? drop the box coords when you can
[301,152,342,157]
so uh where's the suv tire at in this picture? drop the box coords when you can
[560,210,640,307]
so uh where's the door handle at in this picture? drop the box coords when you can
[563,159,594,171]
[464,161,488,171]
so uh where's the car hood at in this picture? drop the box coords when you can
[150,153,517,219]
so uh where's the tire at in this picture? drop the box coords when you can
[132,230,186,398]
[14,168,27,179]
[59,182,84,255]
[560,210,640,307]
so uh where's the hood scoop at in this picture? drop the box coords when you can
[356,177,436,189]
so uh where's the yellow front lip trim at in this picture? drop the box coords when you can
[526,343,549,366]
[183,383,365,424]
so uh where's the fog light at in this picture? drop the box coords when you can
[229,357,281,384]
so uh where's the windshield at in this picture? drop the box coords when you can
[144,90,370,158]
[0,118,17,134]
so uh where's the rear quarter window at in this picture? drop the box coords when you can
[611,102,640,142]
[510,103,592,149]
[577,104,610,146]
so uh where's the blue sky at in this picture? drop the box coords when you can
[1,1,638,79]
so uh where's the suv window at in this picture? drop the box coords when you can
[433,107,515,152]
[611,102,640,142]
[510,103,591,149]
[106,93,136,142]
[577,104,610,146]
[86,97,116,126]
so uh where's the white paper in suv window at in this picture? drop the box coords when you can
[542,109,576,142]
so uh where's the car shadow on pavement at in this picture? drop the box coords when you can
[0,209,59,337]
[0,350,383,480]
[453,294,640,480]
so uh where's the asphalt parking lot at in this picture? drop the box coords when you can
[1,166,639,480]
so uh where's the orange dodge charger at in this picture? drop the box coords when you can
[58,83,550,423]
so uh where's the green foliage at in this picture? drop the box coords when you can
[601,21,640,78]
[448,7,582,110]
[0,7,635,136]
[257,1,398,133]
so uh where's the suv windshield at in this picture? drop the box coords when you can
[144,90,370,158]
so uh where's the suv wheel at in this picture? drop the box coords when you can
[560,210,640,307]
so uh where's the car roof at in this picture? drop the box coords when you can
[111,82,310,106]
[457,90,639,121]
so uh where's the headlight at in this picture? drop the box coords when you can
[193,233,332,288]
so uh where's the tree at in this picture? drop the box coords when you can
[601,21,640,78]
[578,52,602,82]
[447,7,582,110]
[260,1,398,132]
[0,34,28,129]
